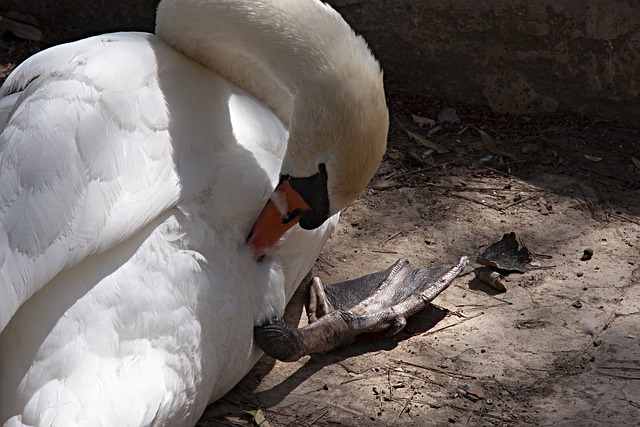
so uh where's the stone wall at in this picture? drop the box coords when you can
[3,0,639,124]
[333,0,640,124]
[2,0,158,38]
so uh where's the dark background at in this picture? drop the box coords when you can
[2,0,639,126]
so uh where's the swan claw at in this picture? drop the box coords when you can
[255,256,468,361]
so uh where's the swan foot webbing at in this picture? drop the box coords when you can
[254,256,468,362]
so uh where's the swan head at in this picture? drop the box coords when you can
[247,55,388,261]
[156,0,388,259]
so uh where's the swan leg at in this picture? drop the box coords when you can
[255,256,468,362]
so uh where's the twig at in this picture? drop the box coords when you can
[382,230,404,246]
[305,408,329,426]
[371,183,409,191]
[394,392,414,425]
[394,115,449,154]
[481,161,535,175]
[339,376,372,386]
[478,166,548,191]
[314,261,330,276]
[488,376,518,399]
[318,255,335,268]
[426,183,546,193]
[391,163,451,181]
[597,366,640,371]
[479,165,516,178]
[455,284,513,305]
[336,361,364,375]
[594,371,640,380]
[588,285,630,351]
[393,359,477,380]
[497,157,542,167]
[430,302,465,317]
[454,302,510,312]
[500,195,538,210]
[422,312,485,336]
[580,167,637,184]
[610,211,640,226]
[393,371,444,388]
[314,256,333,276]
[444,404,514,423]
[448,192,501,211]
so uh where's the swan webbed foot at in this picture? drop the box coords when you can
[254,256,468,362]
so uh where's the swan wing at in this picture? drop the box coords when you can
[0,33,181,332]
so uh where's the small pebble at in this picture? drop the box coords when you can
[577,271,584,277]
[448,416,457,423]
[581,248,594,261]
[521,143,541,154]
[572,300,583,309]
[593,339,602,347]
[438,107,460,124]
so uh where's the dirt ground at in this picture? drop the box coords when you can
[2,23,639,427]
[197,95,639,426]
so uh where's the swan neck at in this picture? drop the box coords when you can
[156,0,363,123]
[156,0,389,212]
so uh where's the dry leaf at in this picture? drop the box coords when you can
[474,267,507,292]
[457,124,470,135]
[245,409,270,427]
[584,154,603,162]
[469,140,485,151]
[631,156,640,170]
[467,388,487,399]
[0,14,42,41]
[473,127,516,160]
[395,116,448,153]
[427,124,442,136]
[411,114,436,128]
[406,130,449,154]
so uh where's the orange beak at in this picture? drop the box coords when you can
[247,180,310,261]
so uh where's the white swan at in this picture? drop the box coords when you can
[0,0,388,425]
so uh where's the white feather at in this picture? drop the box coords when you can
[0,31,334,427]
[0,0,386,425]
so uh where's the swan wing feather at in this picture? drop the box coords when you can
[0,33,181,332]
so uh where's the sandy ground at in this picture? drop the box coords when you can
[2,23,639,427]
[200,94,640,426]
